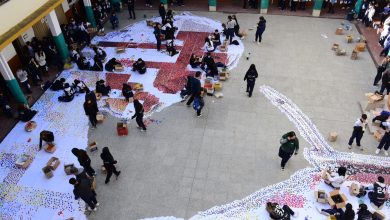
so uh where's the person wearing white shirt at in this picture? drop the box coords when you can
[203,37,215,52]
[348,114,367,150]
[376,121,390,155]
[324,167,347,188]
[226,16,236,44]
[35,49,47,74]
[16,69,32,94]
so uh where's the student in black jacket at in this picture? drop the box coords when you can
[132,58,147,74]
[93,46,107,61]
[127,0,135,19]
[84,98,99,128]
[244,64,258,97]
[186,71,202,106]
[154,23,162,51]
[58,83,75,102]
[105,58,121,72]
[380,69,390,95]
[190,54,201,68]
[71,148,96,177]
[17,104,37,122]
[131,99,147,131]
[159,3,166,24]
[357,204,372,220]
[100,147,121,184]
[122,83,134,102]
[255,16,266,44]
[95,80,111,96]
[0,92,13,118]
[91,56,103,71]
[367,176,388,208]
[69,177,99,211]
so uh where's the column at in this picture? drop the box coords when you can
[209,0,217,11]
[260,0,269,14]
[355,0,363,15]
[312,0,324,17]
[46,11,69,61]
[0,52,27,104]
[160,0,168,9]
[83,0,97,28]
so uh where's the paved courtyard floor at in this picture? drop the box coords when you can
[88,11,377,219]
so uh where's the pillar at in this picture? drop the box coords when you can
[46,11,69,61]
[0,52,27,104]
[160,0,168,9]
[355,0,363,15]
[83,0,97,28]
[260,0,269,14]
[209,0,216,11]
[312,0,323,17]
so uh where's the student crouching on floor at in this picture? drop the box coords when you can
[266,202,298,219]
[323,166,347,189]
[58,83,75,102]
[132,58,147,74]
[95,80,111,96]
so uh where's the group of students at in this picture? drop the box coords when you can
[70,46,107,71]
[154,7,178,56]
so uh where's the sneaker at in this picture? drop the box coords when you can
[87,207,97,211]
[376,149,381,154]
[385,151,389,156]
[348,145,352,149]
[197,114,202,118]
[281,167,285,171]
[95,203,100,207]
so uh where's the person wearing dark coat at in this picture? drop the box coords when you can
[206,63,218,78]
[122,83,134,102]
[84,99,99,128]
[367,176,388,208]
[211,30,221,48]
[85,87,97,107]
[165,9,174,26]
[166,39,178,56]
[17,104,37,122]
[58,83,75,102]
[69,177,99,211]
[91,57,103,71]
[255,16,266,44]
[244,64,259,97]
[186,71,202,109]
[159,3,166,24]
[71,148,96,177]
[100,147,121,184]
[201,52,215,70]
[77,56,91,70]
[132,58,147,74]
[127,0,136,19]
[278,131,299,170]
[374,57,390,86]
[357,204,372,220]
[153,23,162,51]
[180,75,194,99]
[50,78,66,91]
[190,54,201,68]
[131,99,147,131]
[0,92,13,118]
[27,57,42,85]
[93,47,107,61]
[95,80,111,96]
[110,12,119,29]
[105,58,121,72]
[380,69,390,95]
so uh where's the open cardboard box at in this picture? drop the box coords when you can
[64,163,75,175]
[327,190,348,209]
[96,113,104,123]
[15,154,32,169]
[315,190,328,203]
[42,166,54,178]
[88,142,98,152]
[47,157,60,170]
[373,210,386,220]
[349,182,360,196]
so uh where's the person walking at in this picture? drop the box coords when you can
[226,16,236,44]
[84,98,99,129]
[100,147,121,184]
[376,121,390,155]
[380,69,390,95]
[131,99,147,131]
[153,23,162,51]
[278,131,299,170]
[69,177,99,211]
[374,57,390,86]
[244,64,258,97]
[71,148,96,176]
[255,16,266,45]
[348,114,367,150]
[159,3,166,24]
[186,71,202,106]
[16,69,32,94]
[127,0,136,20]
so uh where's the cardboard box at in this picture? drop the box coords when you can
[351,50,358,60]
[64,163,75,175]
[335,48,346,56]
[15,154,32,169]
[373,211,386,219]
[116,46,126,53]
[331,43,339,51]
[335,28,343,35]
[374,129,385,142]
[88,142,98,152]
[219,45,227,52]
[327,216,337,220]
[42,166,54,178]
[206,88,214,95]
[95,93,102,101]
[214,82,222,91]
[114,65,124,71]
[47,157,60,170]
[44,143,56,153]
[134,83,143,91]
[101,165,107,174]
[356,43,366,52]
[25,121,37,132]
[349,182,360,196]
[366,93,384,103]
[328,132,338,142]
[315,190,328,203]
[96,113,104,123]
[219,72,229,81]
[117,122,128,136]
[327,190,348,209]
[346,35,353,43]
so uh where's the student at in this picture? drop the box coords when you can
[77,56,91,70]
[73,79,86,94]
[105,58,121,72]
[27,57,42,85]
[131,99,147,131]
[379,69,390,95]
[69,177,99,211]
[122,83,134,102]
[226,16,236,44]
[16,69,32,94]
[211,30,221,48]
[95,80,111,96]
[50,78,66,91]
[367,176,388,208]
[58,83,75,102]
[17,104,37,122]
[255,16,267,44]
[71,148,96,177]
[186,71,202,107]
[206,62,218,78]
[100,147,121,184]
[0,93,13,118]
[189,54,201,68]
[181,75,194,100]
[127,0,135,20]
[348,114,367,150]
[376,120,390,155]
[93,46,107,61]
[344,203,355,220]
[84,98,98,129]
[203,37,215,52]
[324,167,347,188]
[132,58,147,74]
[35,48,48,75]
[201,52,215,70]
[110,12,119,29]
[244,64,258,97]
[356,204,372,220]
[266,202,297,219]
[372,110,390,129]
[373,57,390,86]
[85,87,98,109]
[165,9,174,27]
[166,39,178,56]
[158,3,166,24]
[91,56,103,71]
[154,23,162,51]
[232,15,243,39]
[278,131,299,170]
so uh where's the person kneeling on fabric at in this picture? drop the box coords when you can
[366,176,388,208]
[132,58,147,74]
[91,56,104,71]
[266,202,298,219]
[206,62,218,78]
[372,111,390,129]
[323,166,347,189]
[122,83,134,102]
[96,80,111,96]
[58,83,75,102]
[50,78,66,91]
[73,79,86,94]
[190,54,201,69]
[203,37,215,52]
[166,40,178,57]
[93,46,107,61]
[105,58,121,72]
[201,52,215,70]
[357,204,373,219]
[18,104,37,122]
[316,203,355,220]
[77,56,91,70]
[211,29,221,48]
